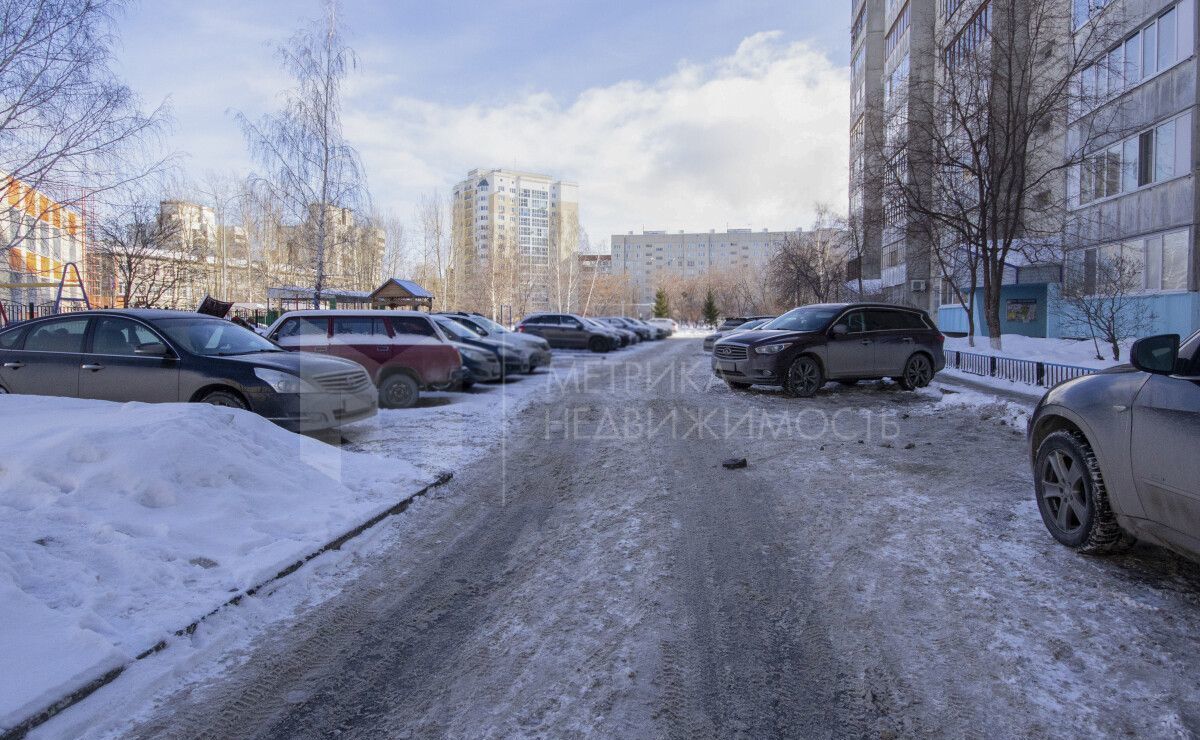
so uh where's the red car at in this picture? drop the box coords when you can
[265,310,464,408]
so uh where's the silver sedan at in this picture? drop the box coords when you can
[1028,330,1200,560]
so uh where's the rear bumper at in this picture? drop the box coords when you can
[251,389,379,432]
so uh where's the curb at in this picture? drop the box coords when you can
[1,471,454,740]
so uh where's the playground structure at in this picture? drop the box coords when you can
[0,262,91,326]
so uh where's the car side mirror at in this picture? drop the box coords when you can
[134,341,169,357]
[1130,334,1180,375]
[831,324,848,339]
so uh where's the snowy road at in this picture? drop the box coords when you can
[79,338,1200,738]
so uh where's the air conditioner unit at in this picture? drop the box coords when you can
[910,279,928,293]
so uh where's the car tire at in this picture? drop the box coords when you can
[201,389,247,409]
[898,353,934,390]
[379,374,419,409]
[783,355,823,398]
[726,381,753,391]
[588,336,608,353]
[461,378,475,391]
[1034,430,1134,554]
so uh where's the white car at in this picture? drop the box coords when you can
[646,318,677,336]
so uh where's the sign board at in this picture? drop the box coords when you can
[1006,298,1038,323]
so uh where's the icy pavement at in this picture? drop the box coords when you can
[35,337,1200,739]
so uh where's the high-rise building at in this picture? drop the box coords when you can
[852,0,938,312]
[452,168,579,312]
[609,228,798,307]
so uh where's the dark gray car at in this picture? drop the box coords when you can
[517,312,617,352]
[0,309,377,432]
[711,303,945,396]
[1028,330,1200,561]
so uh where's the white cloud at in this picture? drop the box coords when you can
[344,31,849,246]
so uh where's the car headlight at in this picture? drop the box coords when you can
[754,343,791,355]
[254,367,321,394]
[460,347,490,363]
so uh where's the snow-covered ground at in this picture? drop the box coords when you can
[1,340,665,735]
[0,395,430,731]
[945,333,1130,368]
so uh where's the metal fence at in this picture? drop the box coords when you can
[0,301,93,327]
[944,349,1096,389]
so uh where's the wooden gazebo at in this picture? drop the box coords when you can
[369,278,435,311]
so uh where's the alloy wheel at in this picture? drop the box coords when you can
[905,356,932,388]
[1041,449,1088,535]
[788,358,821,396]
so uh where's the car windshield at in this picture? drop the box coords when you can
[761,306,841,332]
[736,319,766,330]
[472,316,509,333]
[436,319,478,341]
[157,317,282,356]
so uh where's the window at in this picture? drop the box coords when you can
[1076,111,1191,204]
[1159,229,1190,290]
[278,317,329,338]
[944,2,991,69]
[885,2,910,57]
[1082,228,1190,293]
[332,317,388,337]
[1155,118,1176,180]
[391,317,436,337]
[1158,6,1177,69]
[92,318,159,356]
[0,325,25,350]
[24,317,88,353]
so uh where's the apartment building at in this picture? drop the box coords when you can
[851,0,938,312]
[451,168,580,311]
[1,177,88,309]
[609,228,796,306]
[1063,0,1200,336]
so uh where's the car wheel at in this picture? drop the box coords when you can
[898,354,933,390]
[588,337,608,353]
[379,374,419,409]
[461,379,475,391]
[1034,430,1134,554]
[201,389,247,409]
[784,355,823,398]
[726,381,753,391]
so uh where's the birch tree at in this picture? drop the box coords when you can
[237,0,368,308]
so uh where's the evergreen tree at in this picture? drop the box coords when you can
[652,288,670,318]
[702,289,719,327]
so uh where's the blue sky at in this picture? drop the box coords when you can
[115,0,850,243]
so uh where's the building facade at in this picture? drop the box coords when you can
[452,168,580,312]
[1,177,88,310]
[609,228,797,306]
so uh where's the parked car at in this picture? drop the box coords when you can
[715,315,775,333]
[0,309,377,432]
[631,318,668,339]
[437,312,553,372]
[703,317,775,352]
[517,312,618,352]
[265,310,464,409]
[647,318,677,336]
[711,302,945,397]
[600,317,651,341]
[1028,330,1200,561]
[585,316,634,346]
[431,315,529,375]
[447,339,502,387]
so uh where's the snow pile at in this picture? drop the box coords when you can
[0,395,426,731]
[923,386,1032,430]
[945,334,1129,369]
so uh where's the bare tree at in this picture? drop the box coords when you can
[95,199,198,308]
[885,0,1128,349]
[237,0,368,308]
[1059,245,1150,361]
[768,206,847,307]
[0,0,168,257]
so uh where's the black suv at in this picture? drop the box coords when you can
[711,303,945,397]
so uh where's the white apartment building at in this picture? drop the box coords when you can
[610,228,797,305]
[452,168,579,311]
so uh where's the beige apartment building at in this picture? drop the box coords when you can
[452,168,579,312]
[610,228,797,306]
